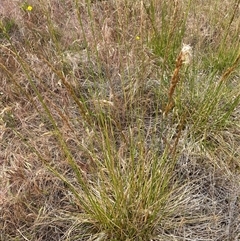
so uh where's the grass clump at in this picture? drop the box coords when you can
[0,0,240,240]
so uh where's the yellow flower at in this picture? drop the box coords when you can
[26,5,33,11]
[136,36,140,40]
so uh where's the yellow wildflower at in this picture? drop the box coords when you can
[26,5,33,11]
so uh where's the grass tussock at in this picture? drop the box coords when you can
[0,0,240,240]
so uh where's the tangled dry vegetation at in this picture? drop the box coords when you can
[0,0,240,240]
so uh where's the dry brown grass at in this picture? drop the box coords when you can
[0,0,240,240]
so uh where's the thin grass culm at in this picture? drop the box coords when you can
[0,0,240,240]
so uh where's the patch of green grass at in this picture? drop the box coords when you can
[0,17,18,39]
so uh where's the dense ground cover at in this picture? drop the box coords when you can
[0,0,240,240]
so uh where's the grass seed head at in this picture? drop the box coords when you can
[181,43,192,64]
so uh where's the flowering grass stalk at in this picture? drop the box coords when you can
[164,44,192,117]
